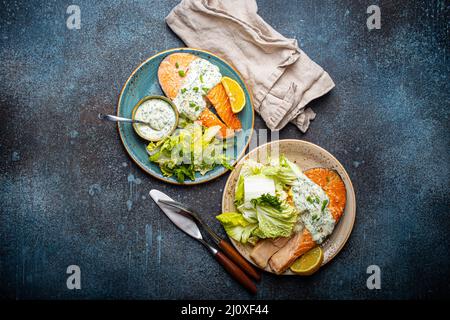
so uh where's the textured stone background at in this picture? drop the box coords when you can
[0,0,449,299]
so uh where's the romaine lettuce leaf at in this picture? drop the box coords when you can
[236,204,258,224]
[147,122,234,182]
[216,212,257,244]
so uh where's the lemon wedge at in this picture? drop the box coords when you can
[221,76,246,113]
[290,247,324,275]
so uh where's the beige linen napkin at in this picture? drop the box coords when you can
[166,0,334,132]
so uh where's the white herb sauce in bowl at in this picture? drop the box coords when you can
[132,96,178,141]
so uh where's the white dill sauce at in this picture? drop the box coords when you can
[291,171,335,244]
[134,99,176,141]
[173,58,222,120]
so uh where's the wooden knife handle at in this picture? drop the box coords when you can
[214,251,257,295]
[218,240,261,282]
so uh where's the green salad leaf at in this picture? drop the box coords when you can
[217,155,302,244]
[261,154,298,185]
[252,194,297,238]
[234,175,245,206]
[216,212,258,244]
[147,122,234,182]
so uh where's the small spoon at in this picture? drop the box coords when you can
[98,113,159,130]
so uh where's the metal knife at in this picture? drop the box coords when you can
[158,198,261,281]
[149,189,257,294]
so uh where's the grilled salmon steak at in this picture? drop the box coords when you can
[158,53,240,137]
[198,108,235,139]
[158,53,197,100]
[250,168,347,274]
[206,83,242,130]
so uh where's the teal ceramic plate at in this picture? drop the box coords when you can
[117,48,254,185]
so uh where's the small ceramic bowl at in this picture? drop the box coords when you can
[131,95,179,142]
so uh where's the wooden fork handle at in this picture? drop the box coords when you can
[214,251,257,295]
[218,239,261,281]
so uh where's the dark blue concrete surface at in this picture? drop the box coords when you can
[0,0,449,299]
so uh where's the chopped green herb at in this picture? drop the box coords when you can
[181,88,187,94]
[306,196,314,204]
[195,106,199,111]
[202,87,209,94]
[189,102,197,109]
[178,70,185,77]
[193,87,199,92]
[312,214,318,221]
[251,193,282,210]
[321,199,329,211]
[175,62,179,68]
[199,74,204,83]
[315,196,321,204]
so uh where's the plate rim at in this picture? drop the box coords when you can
[116,47,255,185]
[221,139,357,275]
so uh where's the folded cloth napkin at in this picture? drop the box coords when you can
[166,0,335,132]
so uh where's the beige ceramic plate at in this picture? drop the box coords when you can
[221,139,356,275]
